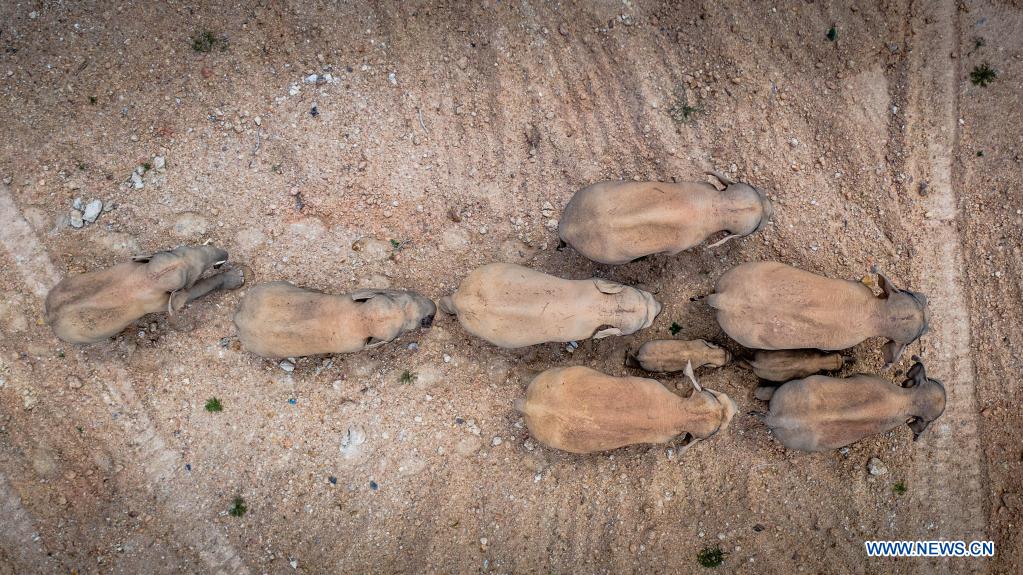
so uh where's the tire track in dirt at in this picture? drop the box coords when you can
[0,183,251,575]
[0,471,53,572]
[899,0,988,564]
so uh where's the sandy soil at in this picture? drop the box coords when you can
[1,1,1020,573]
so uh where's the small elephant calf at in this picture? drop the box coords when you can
[45,245,244,344]
[626,339,731,372]
[757,358,945,451]
[233,281,436,358]
[744,350,850,382]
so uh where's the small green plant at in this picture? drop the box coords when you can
[390,239,404,251]
[191,29,228,53]
[973,36,986,50]
[970,63,997,87]
[228,496,247,517]
[697,546,725,568]
[205,397,223,412]
[893,481,907,495]
[669,322,682,336]
[826,26,837,42]
[399,370,417,385]
[88,96,97,105]
[142,162,152,172]
[669,87,701,124]
[976,150,984,157]
[271,164,283,174]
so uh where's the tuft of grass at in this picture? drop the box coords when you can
[191,29,228,53]
[973,36,986,50]
[399,370,417,385]
[228,496,247,517]
[976,150,984,157]
[669,322,682,336]
[826,26,837,42]
[204,397,223,412]
[390,239,404,251]
[970,63,997,87]
[893,481,907,495]
[697,546,726,568]
[669,86,701,124]
[88,95,97,105]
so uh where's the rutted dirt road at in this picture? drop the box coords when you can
[1,1,1019,573]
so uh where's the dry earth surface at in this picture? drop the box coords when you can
[1,1,1020,573]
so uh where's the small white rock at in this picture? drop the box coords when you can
[867,457,888,476]
[279,360,296,372]
[130,171,144,189]
[491,436,502,446]
[152,155,166,170]
[82,199,102,223]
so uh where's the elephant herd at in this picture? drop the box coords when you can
[44,173,943,457]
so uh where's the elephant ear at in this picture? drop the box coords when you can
[351,289,389,302]
[874,268,902,299]
[908,417,931,440]
[593,279,625,294]
[882,339,907,368]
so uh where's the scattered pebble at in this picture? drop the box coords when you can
[67,376,83,390]
[388,72,397,85]
[341,425,367,457]
[152,155,166,171]
[289,84,301,96]
[369,480,378,491]
[867,457,888,476]
[491,436,502,446]
[279,360,296,372]
[82,199,102,223]
[407,342,419,351]
[69,210,84,229]
[130,170,144,189]
[443,354,452,363]
[289,559,298,569]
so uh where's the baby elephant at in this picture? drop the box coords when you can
[558,173,772,265]
[234,282,436,358]
[45,245,244,344]
[626,339,731,372]
[744,350,850,382]
[439,263,661,348]
[516,365,736,454]
[708,261,929,366]
[757,358,945,451]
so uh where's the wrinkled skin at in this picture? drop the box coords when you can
[234,281,436,358]
[45,245,244,344]
[516,366,737,454]
[626,339,731,372]
[746,349,849,382]
[558,174,773,265]
[708,261,929,365]
[439,263,661,348]
[760,359,945,451]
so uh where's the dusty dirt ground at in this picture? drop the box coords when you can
[1,1,1020,573]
